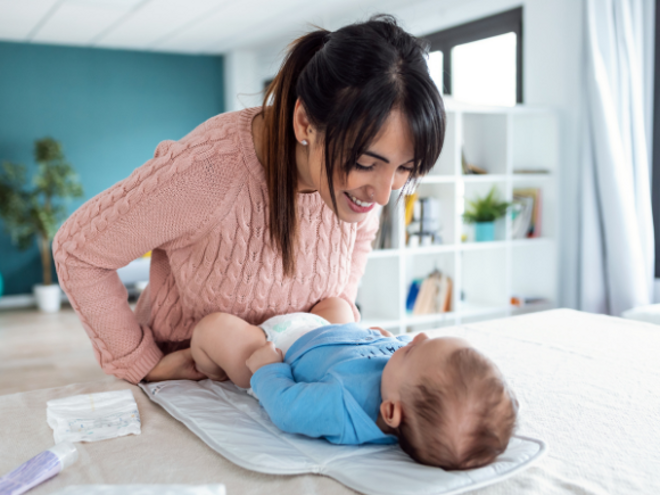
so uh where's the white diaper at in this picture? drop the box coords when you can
[259,312,330,355]
[245,312,330,400]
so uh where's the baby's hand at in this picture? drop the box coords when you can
[246,342,284,374]
[370,326,394,338]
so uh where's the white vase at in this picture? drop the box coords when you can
[33,284,62,313]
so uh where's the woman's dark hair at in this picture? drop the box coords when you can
[261,14,446,275]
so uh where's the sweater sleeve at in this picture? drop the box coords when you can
[339,210,381,322]
[53,137,242,384]
[250,363,349,443]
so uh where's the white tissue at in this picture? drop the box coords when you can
[47,389,141,443]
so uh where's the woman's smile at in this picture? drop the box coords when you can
[344,191,376,213]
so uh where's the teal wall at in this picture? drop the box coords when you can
[0,41,224,296]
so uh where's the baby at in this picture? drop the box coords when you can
[190,297,517,470]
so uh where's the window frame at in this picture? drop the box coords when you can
[423,7,524,104]
[653,0,660,277]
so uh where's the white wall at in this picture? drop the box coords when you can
[224,49,263,112]
[225,0,585,309]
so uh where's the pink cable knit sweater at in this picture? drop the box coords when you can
[53,107,379,384]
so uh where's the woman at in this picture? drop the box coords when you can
[53,15,445,384]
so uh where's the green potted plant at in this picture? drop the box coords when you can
[463,187,510,242]
[0,138,83,312]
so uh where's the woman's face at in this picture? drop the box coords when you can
[294,101,415,224]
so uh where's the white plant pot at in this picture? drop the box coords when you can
[33,284,62,313]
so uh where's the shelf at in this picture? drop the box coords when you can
[420,173,544,184]
[373,240,553,256]
[457,302,510,318]
[462,174,508,182]
[403,312,458,326]
[368,249,401,259]
[359,304,553,330]
[512,173,551,181]
[510,237,554,247]
[356,103,557,330]
[460,240,508,251]
[421,175,455,184]
[402,303,509,327]
[510,301,555,314]
[360,318,401,329]
[403,244,456,255]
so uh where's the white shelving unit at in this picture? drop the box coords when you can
[356,102,559,335]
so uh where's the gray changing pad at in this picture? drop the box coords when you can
[139,379,546,495]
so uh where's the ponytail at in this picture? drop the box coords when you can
[261,29,329,277]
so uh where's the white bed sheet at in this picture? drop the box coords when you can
[0,309,658,494]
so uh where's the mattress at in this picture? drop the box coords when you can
[0,309,658,494]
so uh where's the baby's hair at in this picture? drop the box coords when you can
[397,347,517,470]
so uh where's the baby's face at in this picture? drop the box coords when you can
[381,334,471,400]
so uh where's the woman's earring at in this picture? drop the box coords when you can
[301,140,308,146]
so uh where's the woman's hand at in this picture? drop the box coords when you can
[246,342,284,374]
[144,348,207,382]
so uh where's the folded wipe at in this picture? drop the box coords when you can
[139,380,547,495]
[47,390,141,443]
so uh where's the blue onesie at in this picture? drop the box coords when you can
[250,323,412,445]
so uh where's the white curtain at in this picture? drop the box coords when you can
[580,0,655,315]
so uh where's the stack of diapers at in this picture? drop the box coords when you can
[139,380,547,495]
[47,390,141,443]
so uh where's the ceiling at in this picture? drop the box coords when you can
[0,0,416,55]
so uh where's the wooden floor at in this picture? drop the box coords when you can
[0,305,109,396]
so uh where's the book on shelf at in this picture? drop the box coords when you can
[512,188,542,239]
[408,270,452,315]
[512,169,550,174]
[404,193,418,226]
[461,149,487,175]
[510,295,548,307]
[406,278,423,313]
[404,194,444,246]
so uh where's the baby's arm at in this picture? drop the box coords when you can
[310,297,355,324]
[190,312,267,388]
[247,345,346,441]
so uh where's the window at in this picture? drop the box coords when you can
[424,8,523,106]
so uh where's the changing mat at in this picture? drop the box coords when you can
[139,379,547,495]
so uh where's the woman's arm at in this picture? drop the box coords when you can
[53,138,242,383]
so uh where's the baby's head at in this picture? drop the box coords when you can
[380,333,517,470]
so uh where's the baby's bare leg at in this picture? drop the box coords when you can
[311,297,355,324]
[190,312,267,388]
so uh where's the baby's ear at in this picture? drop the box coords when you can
[380,400,402,428]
